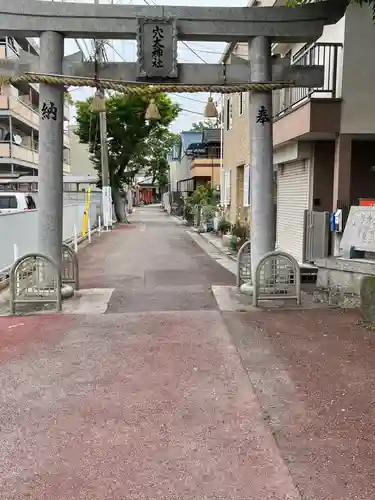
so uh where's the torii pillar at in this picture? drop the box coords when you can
[249,36,275,280]
[37,31,65,269]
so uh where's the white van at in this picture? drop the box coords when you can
[0,192,36,214]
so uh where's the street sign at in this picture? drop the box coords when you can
[137,17,178,81]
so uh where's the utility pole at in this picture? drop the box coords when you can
[94,0,112,229]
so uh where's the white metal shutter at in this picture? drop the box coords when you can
[276,160,309,262]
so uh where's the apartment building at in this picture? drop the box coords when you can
[222,1,375,262]
[0,36,70,180]
[173,129,222,195]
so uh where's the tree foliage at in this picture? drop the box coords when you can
[182,184,217,224]
[74,93,179,191]
[187,184,216,206]
[190,120,219,131]
[64,92,74,105]
[128,128,180,189]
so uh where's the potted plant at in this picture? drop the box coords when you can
[217,217,232,236]
[232,220,249,250]
[201,204,215,232]
[217,217,232,247]
[230,233,238,251]
[183,201,194,225]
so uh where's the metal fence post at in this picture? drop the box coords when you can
[87,207,92,243]
[253,250,301,307]
[236,240,252,289]
[10,253,62,314]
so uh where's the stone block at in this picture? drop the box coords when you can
[360,275,375,323]
[340,206,375,256]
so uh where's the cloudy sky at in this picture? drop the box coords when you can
[59,0,248,132]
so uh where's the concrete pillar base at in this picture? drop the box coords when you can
[240,282,276,296]
[240,282,254,295]
[62,284,75,300]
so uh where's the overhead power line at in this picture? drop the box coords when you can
[180,107,205,116]
[179,46,224,56]
[104,41,126,63]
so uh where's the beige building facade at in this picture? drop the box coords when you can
[68,123,96,178]
[222,1,375,262]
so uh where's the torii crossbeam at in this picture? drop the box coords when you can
[0,0,348,42]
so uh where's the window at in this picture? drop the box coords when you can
[239,93,244,116]
[0,196,17,209]
[224,169,231,204]
[4,37,19,60]
[7,37,17,54]
[225,98,233,131]
[26,195,36,209]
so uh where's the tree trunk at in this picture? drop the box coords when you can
[112,189,128,223]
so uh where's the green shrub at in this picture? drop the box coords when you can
[230,234,238,250]
[218,217,232,234]
[188,185,216,207]
[232,220,249,240]
[183,202,194,223]
[201,204,215,222]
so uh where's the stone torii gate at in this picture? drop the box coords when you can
[0,0,349,286]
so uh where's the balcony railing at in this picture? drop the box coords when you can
[0,142,10,158]
[11,143,39,164]
[0,141,70,171]
[0,95,40,128]
[11,96,39,128]
[0,96,71,131]
[64,131,70,149]
[189,144,222,162]
[0,142,38,165]
[273,42,343,118]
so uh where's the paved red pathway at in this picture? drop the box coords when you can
[2,208,374,499]
[224,308,375,500]
[0,208,300,500]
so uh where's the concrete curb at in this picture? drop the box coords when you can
[197,232,238,263]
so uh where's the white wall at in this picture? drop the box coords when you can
[169,161,178,191]
[0,201,98,272]
[340,4,375,134]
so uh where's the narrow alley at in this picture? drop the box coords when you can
[0,207,374,500]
